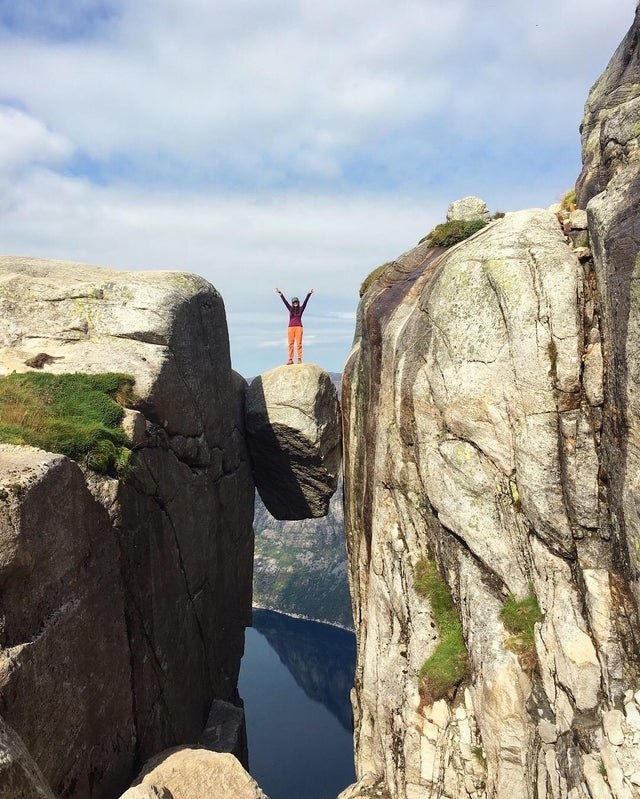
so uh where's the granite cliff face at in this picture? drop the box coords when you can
[341,11,640,799]
[0,259,254,799]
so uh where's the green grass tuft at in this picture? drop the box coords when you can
[561,189,577,210]
[422,218,488,247]
[0,372,137,478]
[415,559,468,703]
[359,262,393,297]
[500,589,543,671]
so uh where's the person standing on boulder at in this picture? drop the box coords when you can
[275,288,314,364]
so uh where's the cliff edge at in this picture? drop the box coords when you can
[0,258,255,799]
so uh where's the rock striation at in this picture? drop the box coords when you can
[0,715,56,799]
[245,363,341,520]
[342,13,640,787]
[0,258,255,798]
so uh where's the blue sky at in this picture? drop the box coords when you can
[0,0,635,377]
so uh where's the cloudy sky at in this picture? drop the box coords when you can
[0,1,635,377]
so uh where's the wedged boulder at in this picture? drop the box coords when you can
[245,364,341,520]
[0,715,56,799]
[126,748,269,799]
[0,258,255,798]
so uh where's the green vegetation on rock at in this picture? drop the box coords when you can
[359,262,393,297]
[420,218,488,247]
[0,372,136,477]
[415,558,468,703]
[500,589,543,671]
[561,189,577,210]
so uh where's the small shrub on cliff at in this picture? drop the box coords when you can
[359,262,393,297]
[420,218,488,248]
[415,559,468,704]
[500,589,543,671]
[0,372,137,478]
[561,189,577,211]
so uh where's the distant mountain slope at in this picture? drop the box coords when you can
[252,476,352,629]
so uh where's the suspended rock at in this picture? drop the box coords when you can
[245,364,341,520]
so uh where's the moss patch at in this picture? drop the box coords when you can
[421,218,488,247]
[415,559,468,703]
[0,372,137,478]
[500,589,543,671]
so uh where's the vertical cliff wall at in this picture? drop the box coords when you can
[0,258,254,799]
[342,12,640,797]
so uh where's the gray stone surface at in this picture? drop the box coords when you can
[575,6,640,620]
[576,5,640,207]
[0,258,255,798]
[245,363,341,520]
[446,196,490,222]
[342,193,640,799]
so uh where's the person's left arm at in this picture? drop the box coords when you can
[300,288,314,313]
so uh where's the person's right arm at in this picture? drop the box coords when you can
[276,288,291,311]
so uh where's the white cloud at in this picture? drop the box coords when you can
[0,166,437,373]
[0,106,74,174]
[0,0,637,375]
[1,0,631,182]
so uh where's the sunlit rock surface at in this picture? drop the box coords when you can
[446,195,490,222]
[342,108,640,799]
[125,748,269,799]
[339,14,640,798]
[245,363,341,520]
[0,258,254,799]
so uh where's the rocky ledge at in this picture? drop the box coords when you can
[0,258,255,799]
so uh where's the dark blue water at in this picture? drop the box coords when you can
[239,609,356,799]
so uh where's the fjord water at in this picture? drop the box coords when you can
[239,609,356,799]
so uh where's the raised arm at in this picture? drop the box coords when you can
[276,288,292,311]
[300,289,314,313]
